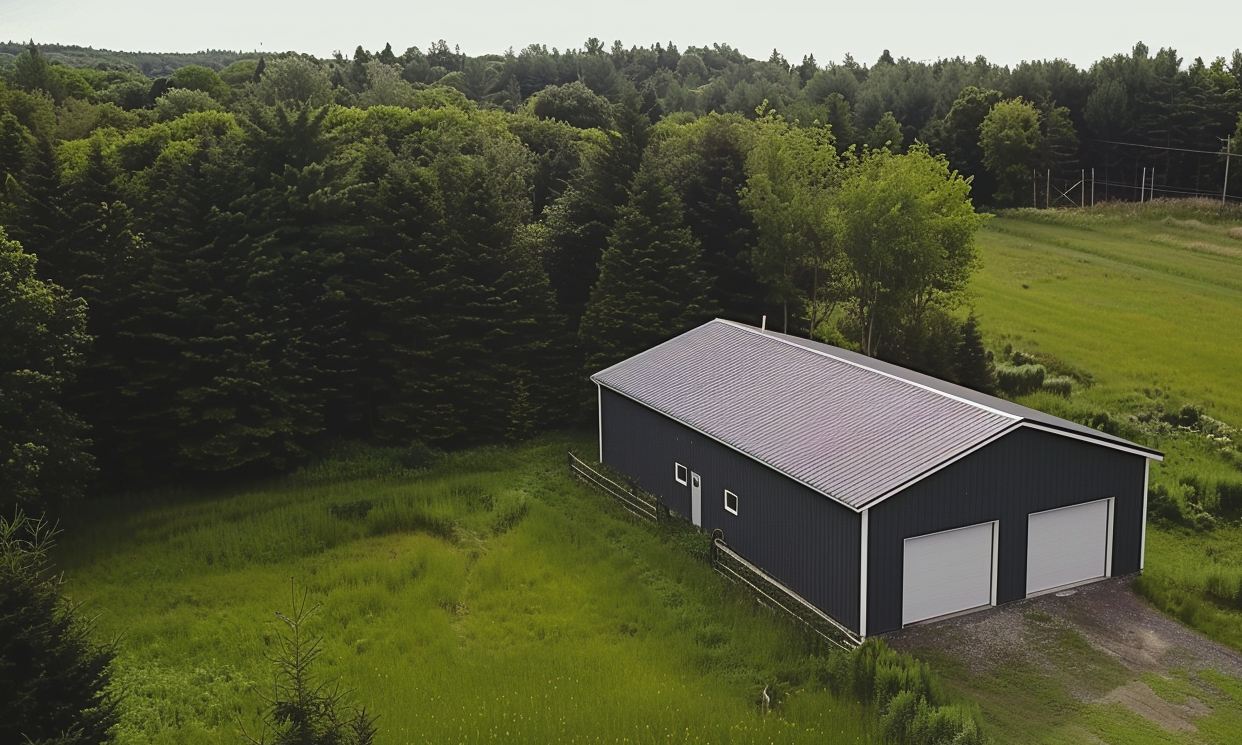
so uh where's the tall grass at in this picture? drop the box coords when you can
[56,436,876,744]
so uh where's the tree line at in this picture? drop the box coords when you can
[7,37,1241,200]
[2,36,1238,512]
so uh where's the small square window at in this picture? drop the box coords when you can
[674,463,687,485]
[724,490,739,515]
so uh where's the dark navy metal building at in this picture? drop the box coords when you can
[592,319,1163,637]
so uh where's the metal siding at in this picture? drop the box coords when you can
[867,427,1145,635]
[594,321,1018,508]
[600,388,863,631]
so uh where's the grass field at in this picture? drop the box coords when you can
[52,200,1242,744]
[973,202,1242,424]
[960,201,1242,740]
[56,439,877,744]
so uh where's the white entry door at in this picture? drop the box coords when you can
[1027,499,1110,596]
[690,472,702,526]
[903,522,996,625]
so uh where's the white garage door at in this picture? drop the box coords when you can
[902,522,996,625]
[1027,499,1111,596]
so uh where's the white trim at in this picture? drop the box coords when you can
[717,318,1022,422]
[1141,460,1150,570]
[724,489,739,515]
[1105,497,1115,577]
[859,508,869,639]
[990,521,1000,606]
[674,462,688,485]
[597,383,604,463]
[1019,422,1164,461]
[863,424,1022,508]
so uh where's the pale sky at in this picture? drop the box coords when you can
[2,0,1239,70]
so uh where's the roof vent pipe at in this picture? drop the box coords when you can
[761,315,766,331]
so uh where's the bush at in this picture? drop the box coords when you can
[1041,375,1073,397]
[1217,479,1242,518]
[1147,482,1190,526]
[994,363,1046,396]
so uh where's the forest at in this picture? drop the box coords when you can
[2,37,1241,515]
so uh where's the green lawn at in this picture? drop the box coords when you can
[952,202,1242,741]
[57,439,873,744]
[973,205,1242,424]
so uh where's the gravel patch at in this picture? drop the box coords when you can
[883,576,1242,730]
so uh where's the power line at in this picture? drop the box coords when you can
[1092,139,1236,157]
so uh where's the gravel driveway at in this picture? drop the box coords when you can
[884,576,1242,734]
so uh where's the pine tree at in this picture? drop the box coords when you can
[954,315,995,393]
[244,582,375,745]
[579,164,717,373]
[0,511,118,744]
[543,92,650,327]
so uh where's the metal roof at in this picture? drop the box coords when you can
[592,319,1162,512]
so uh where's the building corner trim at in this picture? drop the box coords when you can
[859,508,869,639]
[1140,460,1150,570]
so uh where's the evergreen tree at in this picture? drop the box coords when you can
[579,165,717,373]
[647,113,763,324]
[244,583,375,745]
[0,511,117,744]
[954,315,995,393]
[544,91,650,328]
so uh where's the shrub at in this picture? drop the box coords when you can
[1217,479,1242,518]
[1041,375,1073,397]
[1147,482,1191,527]
[994,363,1046,396]
[400,440,444,470]
[328,500,374,521]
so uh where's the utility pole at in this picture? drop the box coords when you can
[1045,169,1050,209]
[1032,169,1037,208]
[1140,167,1146,203]
[1081,168,1085,207]
[1225,135,1232,206]
[1091,167,1095,206]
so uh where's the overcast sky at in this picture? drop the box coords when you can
[3,0,1239,70]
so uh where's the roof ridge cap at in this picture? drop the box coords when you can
[714,319,1021,423]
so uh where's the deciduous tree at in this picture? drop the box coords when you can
[0,231,92,515]
[831,145,984,357]
[980,97,1041,206]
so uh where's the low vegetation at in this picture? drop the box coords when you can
[57,436,888,744]
[973,201,1242,653]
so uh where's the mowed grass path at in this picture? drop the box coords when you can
[56,439,872,744]
[972,208,1242,423]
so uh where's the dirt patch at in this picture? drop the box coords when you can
[1100,680,1209,732]
[885,577,1242,731]
[889,577,1242,677]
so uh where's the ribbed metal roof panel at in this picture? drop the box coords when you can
[593,320,1022,510]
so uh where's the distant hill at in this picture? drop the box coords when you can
[0,41,260,77]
